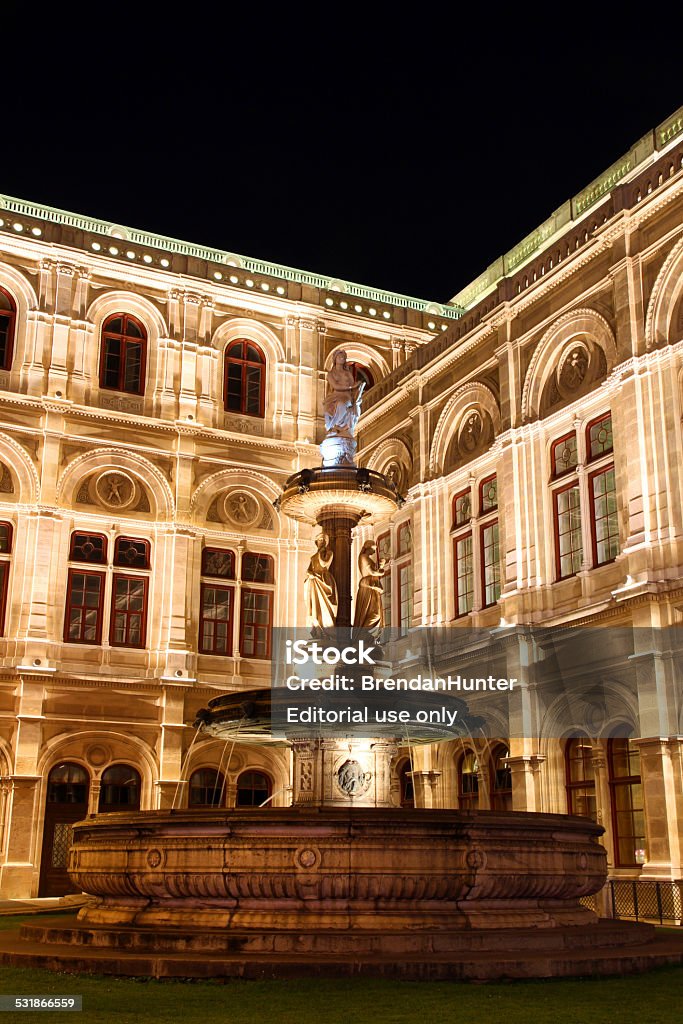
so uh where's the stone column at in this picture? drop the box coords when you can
[409,770,442,808]
[317,509,362,628]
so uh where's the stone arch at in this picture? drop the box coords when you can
[521,308,617,422]
[324,343,390,385]
[538,679,639,744]
[0,432,39,503]
[364,437,413,493]
[429,382,501,476]
[212,317,285,364]
[645,235,683,350]
[190,467,285,534]
[56,447,174,520]
[36,730,158,807]
[85,290,168,396]
[0,263,39,381]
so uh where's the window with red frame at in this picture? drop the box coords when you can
[587,413,613,461]
[201,547,236,579]
[242,552,274,584]
[481,521,500,607]
[458,751,479,810]
[65,531,150,647]
[199,583,234,655]
[590,465,619,566]
[453,532,473,617]
[554,481,582,578]
[0,522,12,635]
[608,737,645,867]
[99,314,147,395]
[452,488,472,528]
[551,432,578,478]
[565,738,596,819]
[110,575,148,647]
[0,288,16,371]
[240,588,273,659]
[479,474,498,514]
[64,569,105,644]
[224,340,265,417]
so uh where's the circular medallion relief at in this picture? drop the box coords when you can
[336,759,372,797]
[146,849,163,869]
[294,846,321,870]
[95,471,137,510]
[85,744,110,768]
[224,490,260,527]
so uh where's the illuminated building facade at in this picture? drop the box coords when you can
[0,105,682,904]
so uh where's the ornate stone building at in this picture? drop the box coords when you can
[0,105,682,904]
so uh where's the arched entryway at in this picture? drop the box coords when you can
[98,764,141,813]
[38,762,90,897]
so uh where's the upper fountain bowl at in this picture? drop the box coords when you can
[275,467,401,525]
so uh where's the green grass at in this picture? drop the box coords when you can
[2,963,683,1024]
[1,914,683,1024]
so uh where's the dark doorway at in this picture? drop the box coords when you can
[38,762,89,897]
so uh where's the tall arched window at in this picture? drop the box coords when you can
[100,313,147,395]
[236,770,271,807]
[490,744,512,811]
[565,738,596,819]
[0,287,16,371]
[608,737,645,866]
[224,341,265,417]
[398,759,414,808]
[98,764,141,812]
[458,751,479,810]
[188,768,224,807]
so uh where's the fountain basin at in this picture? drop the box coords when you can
[70,807,605,933]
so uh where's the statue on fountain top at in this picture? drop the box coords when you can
[321,350,365,467]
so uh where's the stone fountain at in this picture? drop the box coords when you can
[2,352,679,980]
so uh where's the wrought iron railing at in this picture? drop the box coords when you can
[581,880,683,924]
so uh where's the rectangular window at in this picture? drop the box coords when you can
[454,533,473,617]
[201,548,236,579]
[554,483,582,578]
[590,466,619,565]
[381,569,392,630]
[240,588,272,659]
[113,537,150,570]
[398,562,413,635]
[397,522,412,556]
[102,338,122,390]
[481,522,500,607]
[199,583,234,655]
[242,553,274,584]
[225,363,243,412]
[0,561,9,635]
[110,574,148,648]
[65,569,104,644]
[377,532,391,562]
[123,342,143,393]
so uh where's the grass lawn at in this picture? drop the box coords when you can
[1,916,683,1024]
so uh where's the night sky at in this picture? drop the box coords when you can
[5,8,680,303]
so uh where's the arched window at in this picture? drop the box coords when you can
[98,764,141,812]
[224,340,265,417]
[236,770,272,807]
[398,759,414,808]
[490,744,512,811]
[0,287,16,371]
[47,762,89,804]
[565,738,596,819]
[608,737,645,867]
[188,768,224,807]
[0,521,13,636]
[99,313,147,395]
[458,751,479,810]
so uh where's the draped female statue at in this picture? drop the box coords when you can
[353,540,386,636]
[323,350,365,437]
[304,535,338,633]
